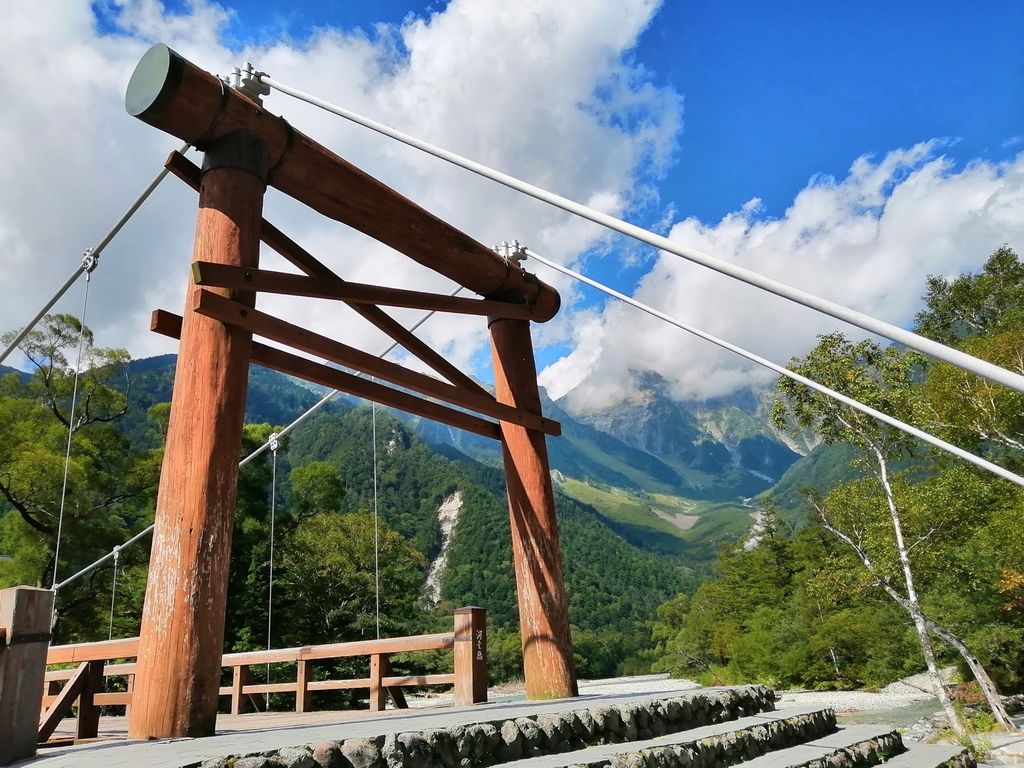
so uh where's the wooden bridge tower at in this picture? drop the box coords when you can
[124,44,577,739]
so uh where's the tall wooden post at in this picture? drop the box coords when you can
[129,131,266,740]
[488,317,577,700]
[0,587,53,766]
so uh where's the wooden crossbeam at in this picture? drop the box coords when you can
[183,293,560,436]
[192,262,540,320]
[131,48,560,320]
[165,151,491,398]
[151,310,502,440]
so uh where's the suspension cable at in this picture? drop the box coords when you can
[523,247,1024,489]
[51,271,95,590]
[1,142,191,367]
[266,432,279,708]
[55,288,462,592]
[108,546,120,640]
[371,396,381,640]
[257,73,1024,396]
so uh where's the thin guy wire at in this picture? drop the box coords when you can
[371,395,381,640]
[266,440,278,709]
[53,288,462,592]
[108,548,120,640]
[525,248,1024,489]
[1,142,190,367]
[52,273,93,590]
[257,74,1024,396]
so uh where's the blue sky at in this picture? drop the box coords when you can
[7,1,1022,402]
[128,0,1023,223]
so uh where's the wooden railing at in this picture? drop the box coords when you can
[39,606,486,743]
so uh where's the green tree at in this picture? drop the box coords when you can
[276,511,424,645]
[0,315,155,638]
[915,246,1024,345]
[774,333,1013,730]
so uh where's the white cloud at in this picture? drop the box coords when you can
[541,145,1024,408]
[0,0,680,378]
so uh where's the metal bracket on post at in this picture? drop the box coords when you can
[230,63,270,105]
[81,248,98,279]
[494,240,528,265]
[201,131,269,185]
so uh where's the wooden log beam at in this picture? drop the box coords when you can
[151,310,502,440]
[185,294,560,436]
[130,132,266,740]
[192,262,540,320]
[165,151,492,399]
[127,45,560,320]
[489,317,577,701]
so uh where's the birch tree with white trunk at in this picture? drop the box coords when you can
[774,333,1015,733]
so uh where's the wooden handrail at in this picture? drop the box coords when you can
[46,637,139,665]
[41,608,486,739]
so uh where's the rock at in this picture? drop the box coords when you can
[499,720,524,761]
[278,747,316,768]
[514,717,544,754]
[608,752,646,768]
[619,705,639,741]
[381,734,405,768]
[664,699,682,723]
[233,759,281,768]
[602,707,623,739]
[310,741,344,768]
[472,722,501,761]
[340,738,383,768]
[422,729,459,768]
[570,709,597,742]
[534,713,565,747]
[199,760,230,768]
[397,733,433,768]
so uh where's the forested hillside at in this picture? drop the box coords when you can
[3,248,1021,694]
[0,322,695,679]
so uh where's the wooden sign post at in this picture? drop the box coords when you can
[129,132,267,739]
[489,317,577,700]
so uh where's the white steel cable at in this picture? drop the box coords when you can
[524,248,1024,489]
[257,73,1024,396]
[51,274,94,590]
[55,288,463,591]
[1,142,191,366]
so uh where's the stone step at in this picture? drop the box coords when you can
[884,744,975,768]
[497,706,837,768]
[735,723,904,768]
[175,686,779,768]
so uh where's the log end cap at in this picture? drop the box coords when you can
[125,43,184,120]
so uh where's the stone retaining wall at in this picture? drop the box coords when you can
[195,686,777,768]
[571,709,838,768]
